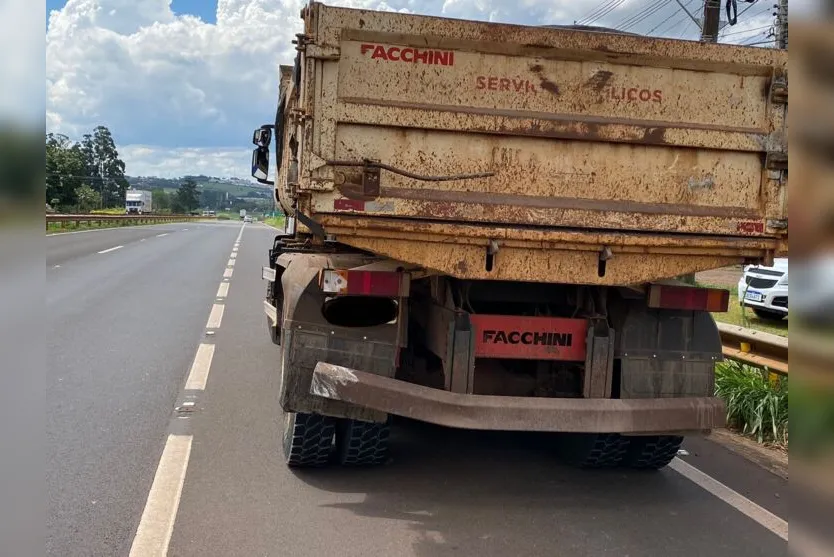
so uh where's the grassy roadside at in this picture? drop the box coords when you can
[263,216,285,229]
[715,361,788,449]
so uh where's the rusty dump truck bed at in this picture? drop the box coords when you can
[281,2,788,285]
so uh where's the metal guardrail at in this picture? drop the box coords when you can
[717,322,788,375]
[46,213,210,230]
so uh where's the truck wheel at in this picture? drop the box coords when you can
[558,433,629,468]
[282,412,335,468]
[336,419,390,466]
[622,435,683,470]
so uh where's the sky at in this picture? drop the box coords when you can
[44,0,785,179]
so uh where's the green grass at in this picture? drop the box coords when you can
[263,216,285,229]
[715,360,788,447]
[90,208,127,215]
[700,283,788,337]
[46,217,198,234]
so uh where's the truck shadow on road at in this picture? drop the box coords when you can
[292,419,770,557]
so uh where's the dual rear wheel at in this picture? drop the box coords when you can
[281,414,681,470]
[557,432,684,470]
[282,412,390,468]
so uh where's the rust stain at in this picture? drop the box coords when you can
[585,70,613,92]
[529,63,560,96]
[539,78,560,96]
[454,260,469,274]
[642,127,667,144]
[337,182,377,201]
[381,187,759,219]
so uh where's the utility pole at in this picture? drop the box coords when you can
[700,0,721,43]
[775,0,788,49]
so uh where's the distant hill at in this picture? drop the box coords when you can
[127,175,272,198]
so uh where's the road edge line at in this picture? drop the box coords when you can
[669,457,788,541]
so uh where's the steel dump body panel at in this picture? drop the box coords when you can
[288,4,787,284]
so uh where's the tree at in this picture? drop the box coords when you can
[175,179,200,213]
[80,126,129,208]
[152,188,171,213]
[74,184,102,212]
[200,188,223,211]
[46,133,86,209]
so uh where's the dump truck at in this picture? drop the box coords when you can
[250,2,788,469]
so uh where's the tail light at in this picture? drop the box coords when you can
[647,284,729,312]
[319,269,410,297]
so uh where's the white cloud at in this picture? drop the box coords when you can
[119,144,253,178]
[47,0,781,178]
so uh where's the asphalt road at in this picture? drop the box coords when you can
[46,221,243,556]
[47,221,789,557]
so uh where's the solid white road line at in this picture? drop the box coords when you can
[669,458,788,541]
[97,245,123,254]
[184,343,215,391]
[232,247,238,253]
[216,282,229,299]
[206,304,224,329]
[156,233,169,237]
[227,259,236,267]
[181,228,189,231]
[128,434,193,557]
[230,252,237,259]
[223,268,233,279]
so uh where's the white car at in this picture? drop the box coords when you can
[737,258,788,321]
[243,215,253,223]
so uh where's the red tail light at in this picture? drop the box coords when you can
[647,284,729,312]
[319,269,410,297]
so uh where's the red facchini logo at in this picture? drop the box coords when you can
[360,43,455,66]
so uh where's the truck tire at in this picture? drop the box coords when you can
[336,419,390,466]
[558,433,629,468]
[282,412,335,468]
[622,435,683,470]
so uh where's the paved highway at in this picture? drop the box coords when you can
[47,221,788,557]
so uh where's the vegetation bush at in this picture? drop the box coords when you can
[715,360,788,446]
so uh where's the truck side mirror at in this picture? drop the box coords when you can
[252,126,272,147]
[252,146,270,182]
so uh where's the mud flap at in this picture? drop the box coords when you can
[617,306,722,399]
[583,321,615,398]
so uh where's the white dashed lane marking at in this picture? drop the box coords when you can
[128,435,193,557]
[205,304,224,329]
[184,343,215,391]
[97,245,123,254]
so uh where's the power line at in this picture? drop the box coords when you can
[576,0,620,25]
[648,0,695,34]
[614,0,668,31]
[745,38,777,46]
[578,0,628,25]
[721,23,773,37]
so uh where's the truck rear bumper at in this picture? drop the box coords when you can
[311,363,726,433]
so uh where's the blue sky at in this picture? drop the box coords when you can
[47,0,217,23]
